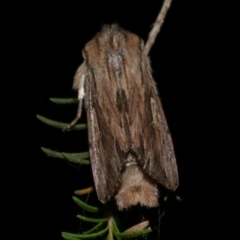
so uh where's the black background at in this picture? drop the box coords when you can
[2,0,238,239]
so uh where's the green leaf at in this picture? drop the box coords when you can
[83,221,107,234]
[61,235,81,240]
[72,196,101,213]
[61,152,89,163]
[111,218,121,240]
[50,98,78,104]
[62,227,108,239]
[112,227,151,238]
[77,215,108,223]
[41,147,90,165]
[36,115,87,130]
[112,218,120,234]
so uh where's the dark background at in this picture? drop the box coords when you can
[2,0,237,239]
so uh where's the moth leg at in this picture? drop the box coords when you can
[62,99,83,131]
[63,74,86,132]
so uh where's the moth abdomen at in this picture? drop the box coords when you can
[115,162,159,210]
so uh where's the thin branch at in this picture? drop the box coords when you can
[108,216,114,240]
[144,0,173,54]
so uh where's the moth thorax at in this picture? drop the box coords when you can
[115,162,159,210]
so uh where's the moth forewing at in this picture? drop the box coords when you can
[140,53,179,191]
[69,24,178,210]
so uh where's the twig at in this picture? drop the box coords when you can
[144,0,173,54]
[108,216,114,240]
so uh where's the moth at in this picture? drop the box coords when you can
[65,24,178,210]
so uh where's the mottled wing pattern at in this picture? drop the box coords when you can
[84,26,131,203]
[138,56,179,190]
[83,24,178,203]
[85,76,125,203]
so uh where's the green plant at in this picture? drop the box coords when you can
[37,98,151,239]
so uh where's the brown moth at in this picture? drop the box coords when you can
[65,24,178,210]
